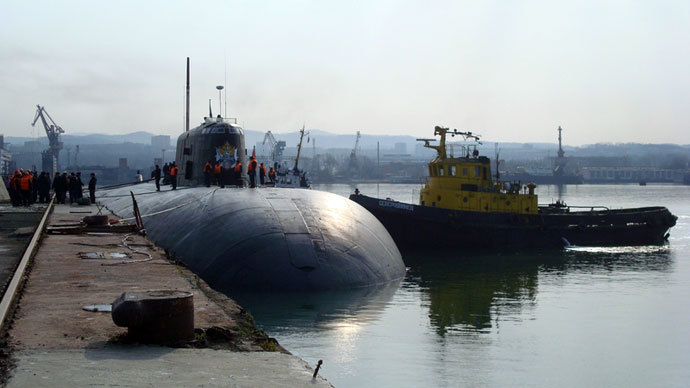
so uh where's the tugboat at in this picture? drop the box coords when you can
[349,126,677,249]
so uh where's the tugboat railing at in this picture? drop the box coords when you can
[539,204,611,212]
[568,205,610,211]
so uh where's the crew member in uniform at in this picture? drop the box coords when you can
[203,161,212,187]
[153,164,161,191]
[259,163,266,186]
[248,156,257,188]
[233,161,242,187]
[214,161,223,188]
[88,173,97,204]
[170,162,179,190]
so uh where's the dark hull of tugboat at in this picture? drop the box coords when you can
[349,194,677,249]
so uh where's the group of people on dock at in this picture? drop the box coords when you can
[3,170,98,207]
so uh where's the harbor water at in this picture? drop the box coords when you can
[230,184,690,388]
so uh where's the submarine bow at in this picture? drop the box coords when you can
[98,184,406,292]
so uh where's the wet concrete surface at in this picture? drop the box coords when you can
[3,203,333,387]
[8,347,331,388]
[0,205,45,299]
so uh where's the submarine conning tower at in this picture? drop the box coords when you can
[176,115,247,187]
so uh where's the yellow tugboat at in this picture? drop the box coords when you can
[350,126,677,249]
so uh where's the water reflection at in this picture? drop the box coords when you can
[404,246,673,336]
[227,280,401,334]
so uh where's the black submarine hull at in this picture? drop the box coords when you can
[349,194,677,249]
[98,185,405,292]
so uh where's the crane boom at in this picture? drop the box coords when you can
[31,105,65,148]
[31,105,65,174]
[262,131,285,162]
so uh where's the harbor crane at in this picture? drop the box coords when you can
[348,130,361,175]
[262,131,286,162]
[31,105,65,175]
[350,131,361,162]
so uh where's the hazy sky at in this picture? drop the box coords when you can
[1,0,689,145]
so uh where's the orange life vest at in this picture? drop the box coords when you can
[234,163,242,172]
[260,165,266,174]
[249,160,257,171]
[20,175,31,190]
[203,162,212,173]
[170,166,178,176]
[214,164,222,174]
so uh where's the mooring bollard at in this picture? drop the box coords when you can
[111,290,194,343]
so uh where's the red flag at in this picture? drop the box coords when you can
[252,146,256,159]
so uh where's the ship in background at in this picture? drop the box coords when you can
[502,126,584,185]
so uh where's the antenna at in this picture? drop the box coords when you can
[224,55,228,117]
[208,99,212,117]
[185,57,190,132]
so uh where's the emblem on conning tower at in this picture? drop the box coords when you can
[215,142,237,168]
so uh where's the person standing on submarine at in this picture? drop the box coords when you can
[169,162,179,190]
[153,164,161,191]
[203,160,212,187]
[213,161,224,188]
[248,156,257,188]
[88,173,97,204]
[233,160,242,187]
[259,163,266,186]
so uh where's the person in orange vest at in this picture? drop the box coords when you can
[233,160,242,187]
[169,162,179,190]
[259,163,266,186]
[19,171,33,207]
[203,161,212,187]
[268,167,276,183]
[10,170,22,206]
[248,156,258,188]
[213,161,224,188]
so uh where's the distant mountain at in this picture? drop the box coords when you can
[6,130,688,164]
[5,131,161,148]
[244,129,428,150]
[61,131,158,145]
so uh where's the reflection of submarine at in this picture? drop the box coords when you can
[405,247,672,335]
[97,58,405,292]
[229,280,401,331]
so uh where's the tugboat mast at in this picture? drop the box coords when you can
[294,124,308,171]
[557,125,565,158]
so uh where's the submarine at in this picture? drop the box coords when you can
[97,58,405,292]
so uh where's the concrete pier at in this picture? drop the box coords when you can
[1,203,333,387]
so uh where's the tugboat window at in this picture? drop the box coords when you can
[439,166,444,176]
[433,166,438,176]
[450,165,456,176]
[474,166,480,177]
[462,168,468,176]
